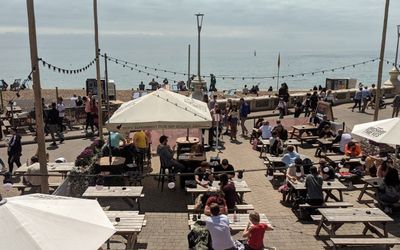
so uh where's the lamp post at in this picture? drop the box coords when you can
[195,13,204,82]
[395,25,400,71]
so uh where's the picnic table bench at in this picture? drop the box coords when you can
[187,204,254,213]
[290,124,319,145]
[315,208,393,238]
[105,211,146,250]
[14,162,75,178]
[83,186,144,211]
[298,201,353,218]
[188,213,269,231]
[12,182,61,193]
[185,180,251,204]
[331,237,400,250]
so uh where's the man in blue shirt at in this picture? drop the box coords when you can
[281,145,300,167]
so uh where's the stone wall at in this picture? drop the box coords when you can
[217,85,396,112]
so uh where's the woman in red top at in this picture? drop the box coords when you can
[243,212,274,250]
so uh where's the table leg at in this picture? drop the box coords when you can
[122,197,135,208]
[125,233,137,250]
[238,193,244,204]
[315,217,325,236]
[383,222,388,237]
[358,183,369,201]
[290,129,296,139]
[324,190,340,202]
[339,190,343,201]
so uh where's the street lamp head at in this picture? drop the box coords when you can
[195,13,204,30]
[397,25,400,35]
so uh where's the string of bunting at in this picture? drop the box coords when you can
[102,55,184,84]
[38,58,96,74]
[101,55,399,81]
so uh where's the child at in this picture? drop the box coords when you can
[242,212,274,250]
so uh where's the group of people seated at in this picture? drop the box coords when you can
[189,163,274,250]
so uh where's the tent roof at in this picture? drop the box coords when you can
[351,117,400,145]
[106,89,212,131]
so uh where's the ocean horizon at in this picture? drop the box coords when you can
[0,33,397,91]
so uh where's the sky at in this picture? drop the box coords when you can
[0,0,400,89]
[1,0,400,51]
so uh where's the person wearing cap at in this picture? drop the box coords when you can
[213,159,235,179]
[194,161,213,188]
[157,135,185,180]
[344,141,362,157]
[319,159,335,181]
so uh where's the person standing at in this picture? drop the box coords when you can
[361,86,371,113]
[57,97,66,132]
[239,98,250,136]
[209,74,217,92]
[148,78,159,90]
[309,91,319,112]
[47,102,64,146]
[133,130,148,171]
[7,127,22,174]
[392,94,400,118]
[139,81,145,91]
[352,87,363,112]
[229,105,239,141]
[84,92,94,134]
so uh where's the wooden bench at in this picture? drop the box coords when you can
[187,204,255,213]
[13,182,60,193]
[310,215,322,221]
[299,202,353,218]
[299,135,319,145]
[331,237,400,250]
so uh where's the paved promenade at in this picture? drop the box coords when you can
[0,101,399,249]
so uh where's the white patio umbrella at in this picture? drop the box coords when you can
[106,88,212,132]
[0,193,115,250]
[351,117,400,145]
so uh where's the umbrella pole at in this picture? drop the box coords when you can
[186,128,189,141]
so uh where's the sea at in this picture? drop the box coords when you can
[0,33,397,91]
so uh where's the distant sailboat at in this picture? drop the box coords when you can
[254,50,257,56]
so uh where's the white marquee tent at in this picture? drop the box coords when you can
[106,89,212,132]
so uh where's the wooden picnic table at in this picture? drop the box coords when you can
[95,156,126,173]
[284,139,301,151]
[83,186,144,210]
[288,179,347,202]
[105,211,146,250]
[6,106,22,114]
[358,177,383,201]
[185,180,251,204]
[325,155,362,165]
[315,207,393,237]
[290,124,319,144]
[314,138,338,157]
[14,162,74,178]
[188,213,269,231]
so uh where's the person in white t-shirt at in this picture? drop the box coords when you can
[332,129,352,153]
[259,120,273,139]
[57,97,66,132]
[205,203,235,250]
